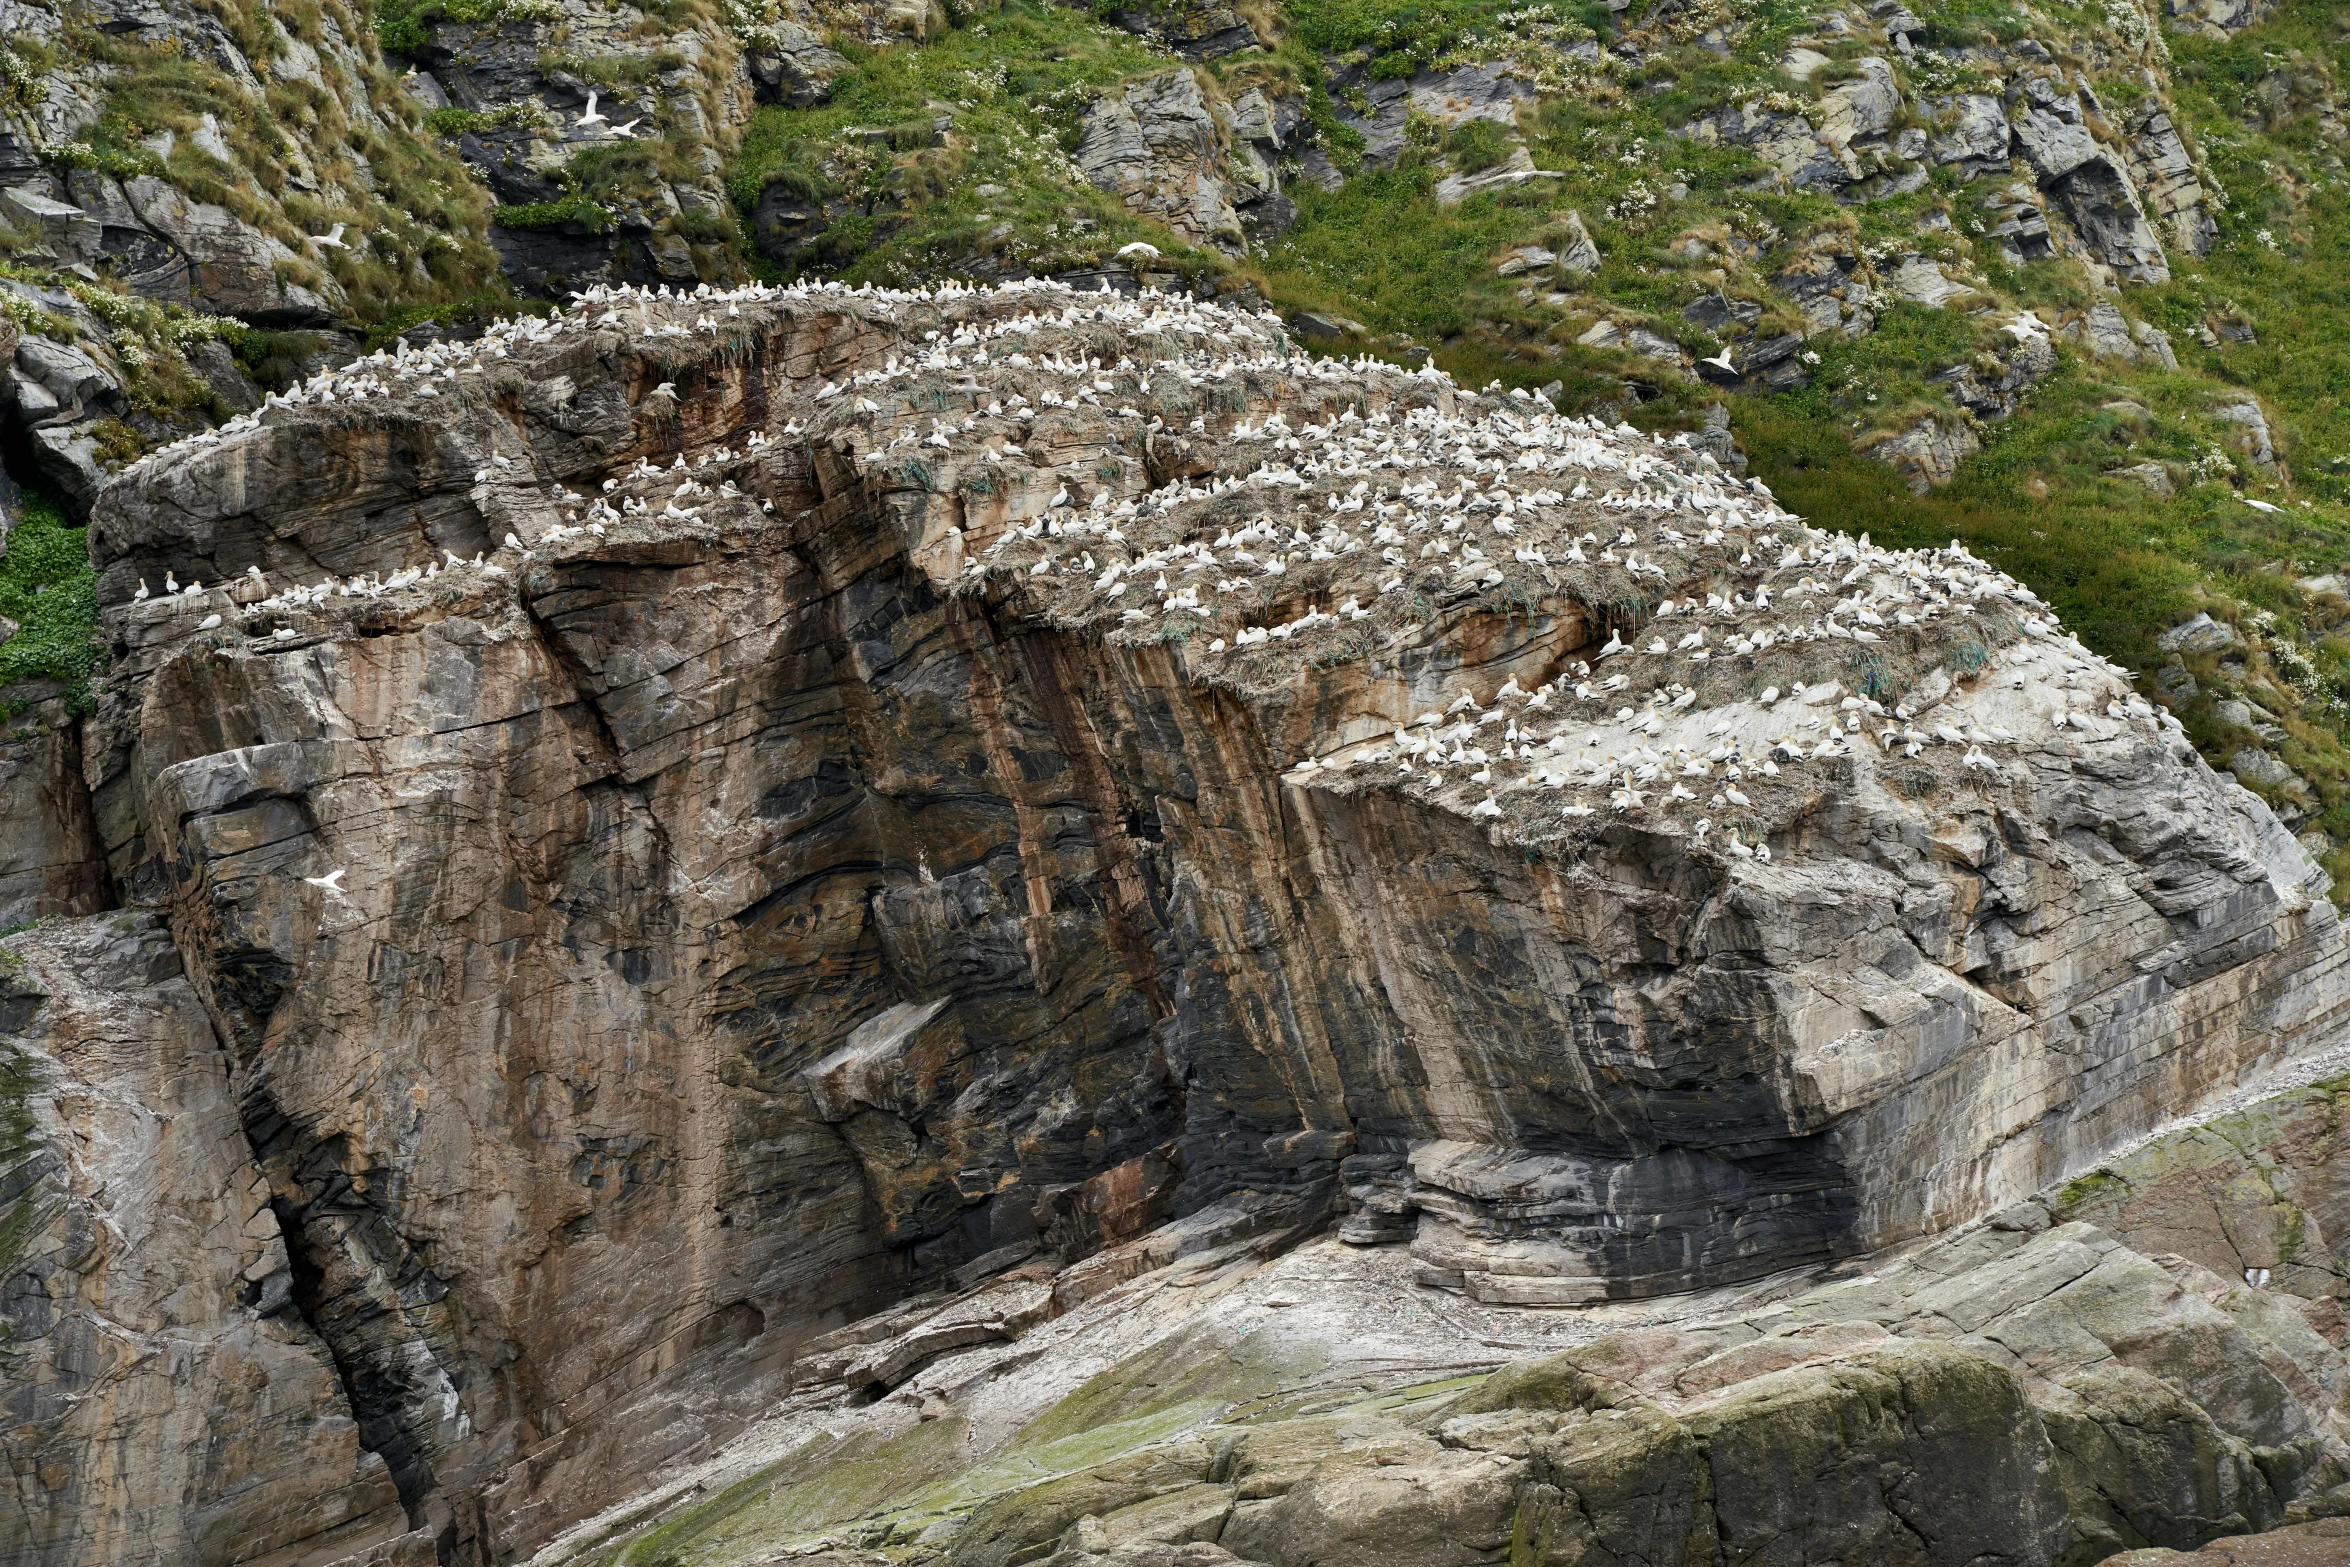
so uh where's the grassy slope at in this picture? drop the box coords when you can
[727,3,1229,282]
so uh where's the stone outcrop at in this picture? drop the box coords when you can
[1077,70,1247,252]
[2127,104,2221,258]
[508,1064,2350,1565]
[1094,0,1260,60]
[2012,77,2172,284]
[1865,414,1983,491]
[746,22,855,108]
[9,279,2350,1563]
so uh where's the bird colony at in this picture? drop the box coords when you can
[119,276,2179,865]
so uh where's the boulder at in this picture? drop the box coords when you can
[1407,60,1540,129]
[2079,300,2141,359]
[2127,106,2218,257]
[1930,93,2013,175]
[1816,56,1902,146]
[14,336,120,417]
[2013,82,2171,282]
[62,169,192,302]
[29,422,108,515]
[1221,89,1307,245]
[2134,318,2180,370]
[2167,0,2269,32]
[1556,210,1601,275]
[1866,415,1982,491]
[1884,254,1974,307]
[2229,746,2298,789]
[2213,397,2277,468]
[1495,245,1557,278]
[1430,144,1564,206]
[2157,612,2243,655]
[1682,290,1761,333]
[0,184,101,264]
[1095,0,1258,59]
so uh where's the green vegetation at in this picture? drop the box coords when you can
[377,0,563,57]
[1283,0,1608,77]
[493,197,618,232]
[65,0,510,325]
[0,492,99,710]
[727,2,1223,283]
[425,102,551,137]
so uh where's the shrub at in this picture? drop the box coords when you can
[0,492,99,710]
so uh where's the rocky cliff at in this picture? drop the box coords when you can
[5,279,2350,1565]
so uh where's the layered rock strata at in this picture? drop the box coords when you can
[6,279,2345,1563]
[536,1067,2350,1566]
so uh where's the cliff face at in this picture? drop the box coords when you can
[5,280,2349,1564]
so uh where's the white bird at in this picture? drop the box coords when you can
[608,118,641,138]
[309,222,349,250]
[303,867,347,892]
[1116,241,1161,260]
[198,613,222,629]
[1700,349,1739,375]
[578,91,607,128]
[133,578,150,601]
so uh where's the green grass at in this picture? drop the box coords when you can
[494,198,618,233]
[72,0,513,324]
[726,2,1227,284]
[0,492,99,711]
[376,0,559,57]
[425,103,549,137]
[1283,0,1611,75]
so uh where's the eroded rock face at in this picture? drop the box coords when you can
[0,914,428,1565]
[0,683,107,928]
[16,279,2350,1562]
[531,1068,2350,1566]
[1077,70,1247,252]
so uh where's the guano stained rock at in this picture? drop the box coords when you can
[6,278,2349,1564]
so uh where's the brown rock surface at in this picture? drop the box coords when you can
[0,683,107,928]
[5,279,2348,1564]
[0,913,427,1565]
